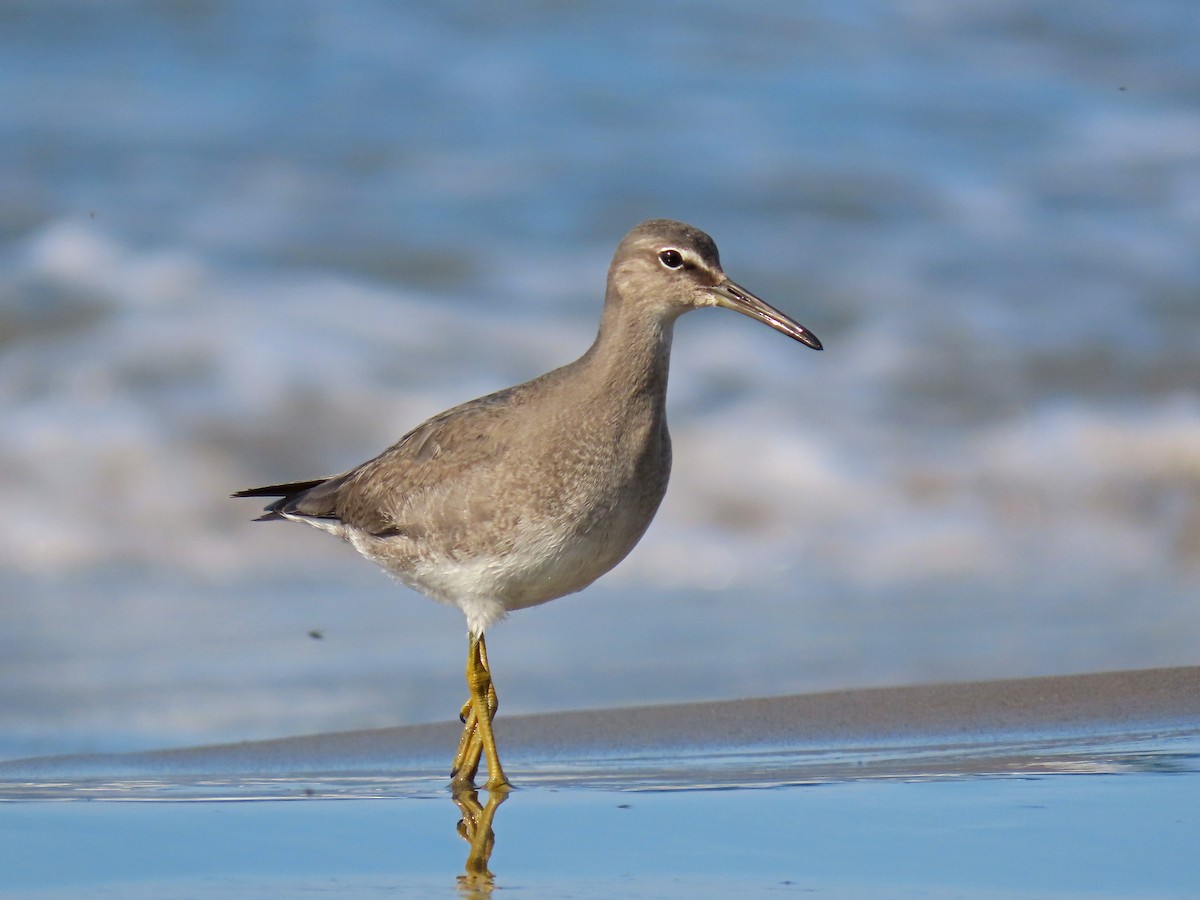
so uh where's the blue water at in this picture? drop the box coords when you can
[3,774,1198,898]
[2,2,1199,757]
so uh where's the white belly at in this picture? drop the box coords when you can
[350,500,651,636]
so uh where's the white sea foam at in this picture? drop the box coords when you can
[3,221,1197,606]
[2,0,1198,754]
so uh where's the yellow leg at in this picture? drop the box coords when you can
[451,664,497,785]
[450,633,509,790]
[452,702,484,785]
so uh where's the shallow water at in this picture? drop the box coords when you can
[3,669,1198,896]
[3,739,1198,898]
[2,1,1199,757]
[5,776,1199,899]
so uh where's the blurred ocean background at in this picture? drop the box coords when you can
[2,1,1197,761]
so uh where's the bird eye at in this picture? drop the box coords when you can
[658,249,684,269]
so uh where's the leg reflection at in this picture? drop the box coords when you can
[453,784,509,894]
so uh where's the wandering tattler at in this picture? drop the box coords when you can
[234,219,822,789]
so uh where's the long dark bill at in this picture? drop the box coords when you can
[710,279,823,351]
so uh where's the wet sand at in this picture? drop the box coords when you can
[3,665,1196,792]
[2,666,1198,896]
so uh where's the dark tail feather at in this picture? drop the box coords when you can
[232,478,330,521]
[231,479,328,499]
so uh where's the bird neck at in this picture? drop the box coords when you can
[581,291,678,403]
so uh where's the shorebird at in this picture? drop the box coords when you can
[234,219,822,790]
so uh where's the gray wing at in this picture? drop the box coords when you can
[235,387,521,537]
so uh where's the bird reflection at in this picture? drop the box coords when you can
[453,785,509,894]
